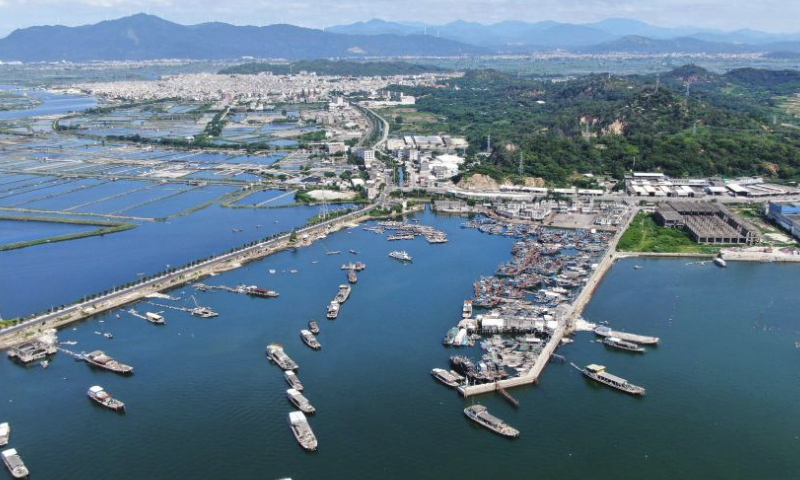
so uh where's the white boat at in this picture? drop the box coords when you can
[287,388,316,414]
[1,448,28,479]
[714,257,727,268]
[145,312,165,325]
[389,250,412,262]
[87,385,126,411]
[284,371,304,391]
[0,423,8,447]
[288,411,318,451]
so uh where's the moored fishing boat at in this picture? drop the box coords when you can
[347,269,357,284]
[266,344,298,371]
[308,320,320,335]
[388,250,412,262]
[284,371,304,391]
[0,423,8,447]
[1,449,28,479]
[288,411,318,451]
[594,326,659,345]
[463,405,519,438]
[326,301,340,320]
[87,385,126,411]
[334,284,351,303]
[603,337,645,353]
[300,330,321,350]
[573,363,645,396]
[83,350,133,375]
[431,368,463,388]
[287,388,316,414]
[442,327,459,346]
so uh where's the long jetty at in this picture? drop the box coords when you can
[458,206,638,398]
[0,202,383,349]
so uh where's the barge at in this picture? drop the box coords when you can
[464,405,519,438]
[1,449,28,479]
[594,326,659,345]
[266,344,298,371]
[288,411,318,451]
[287,388,316,414]
[84,350,133,375]
[574,363,645,396]
[603,337,645,353]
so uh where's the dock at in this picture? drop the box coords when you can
[458,207,638,398]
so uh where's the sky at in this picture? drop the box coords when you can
[0,0,799,37]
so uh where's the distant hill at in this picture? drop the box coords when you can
[578,35,760,54]
[219,59,448,76]
[0,14,485,62]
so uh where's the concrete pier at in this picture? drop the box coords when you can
[458,207,638,398]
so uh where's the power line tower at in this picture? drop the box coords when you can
[486,134,491,154]
[319,194,329,221]
[518,151,524,176]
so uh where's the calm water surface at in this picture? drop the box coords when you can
[1,211,799,480]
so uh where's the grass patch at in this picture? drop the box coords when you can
[617,212,726,254]
[0,215,135,251]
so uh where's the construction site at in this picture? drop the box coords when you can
[654,201,762,245]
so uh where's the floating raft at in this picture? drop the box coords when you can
[594,326,659,345]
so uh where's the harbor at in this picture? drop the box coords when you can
[1,210,800,480]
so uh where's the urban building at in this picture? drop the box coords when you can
[767,202,800,240]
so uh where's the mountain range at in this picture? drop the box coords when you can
[3,14,800,62]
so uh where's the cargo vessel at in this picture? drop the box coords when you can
[1,449,28,479]
[284,371,304,391]
[603,337,645,353]
[326,301,340,320]
[594,326,659,345]
[300,330,321,350]
[430,368,464,388]
[266,344,298,371]
[464,405,519,438]
[87,385,126,411]
[334,284,351,304]
[574,363,646,396]
[83,350,133,375]
[288,411,318,451]
[388,250,412,262]
[287,388,316,414]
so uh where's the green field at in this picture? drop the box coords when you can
[617,212,725,254]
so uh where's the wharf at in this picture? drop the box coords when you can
[458,207,638,398]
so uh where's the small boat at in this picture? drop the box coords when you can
[290,269,298,274]
[40,360,49,369]
[267,344,298,371]
[349,249,358,255]
[284,371,304,392]
[103,332,114,339]
[308,320,320,335]
[604,337,645,353]
[300,330,321,350]
[389,250,412,262]
[287,388,316,414]
[83,350,133,375]
[326,301,340,320]
[574,363,645,396]
[269,269,277,274]
[0,423,8,447]
[714,257,727,268]
[325,250,341,256]
[1,448,28,479]
[431,368,462,388]
[145,312,165,325]
[87,385,126,411]
[347,269,357,284]
[288,411,318,451]
[633,265,643,270]
[463,405,519,438]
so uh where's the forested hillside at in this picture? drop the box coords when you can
[397,66,800,185]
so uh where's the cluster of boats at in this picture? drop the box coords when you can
[326,284,351,319]
[368,220,448,244]
[1,423,29,479]
[266,344,319,451]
